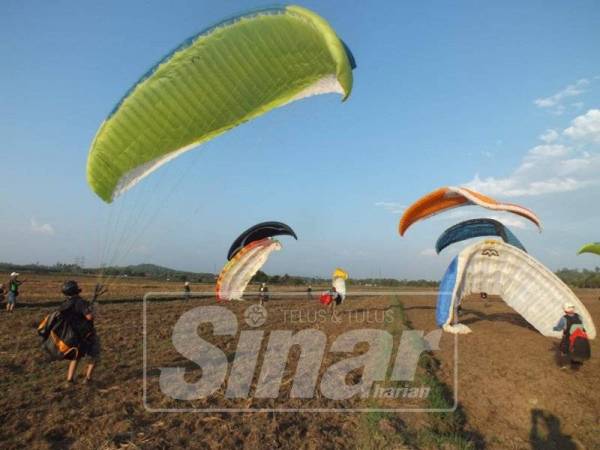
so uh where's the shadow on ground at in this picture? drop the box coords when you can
[529,409,577,450]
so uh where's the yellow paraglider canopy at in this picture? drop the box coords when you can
[332,268,348,280]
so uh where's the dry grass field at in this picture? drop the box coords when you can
[0,274,597,449]
[0,273,216,304]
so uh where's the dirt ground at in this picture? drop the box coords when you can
[0,273,217,303]
[402,289,600,450]
[0,273,337,304]
[0,276,598,449]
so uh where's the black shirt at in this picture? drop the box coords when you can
[59,296,94,337]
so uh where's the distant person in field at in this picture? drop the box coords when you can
[554,302,591,369]
[183,281,191,299]
[60,281,102,385]
[329,286,342,318]
[259,282,269,305]
[6,272,24,312]
[0,283,5,305]
[307,285,313,300]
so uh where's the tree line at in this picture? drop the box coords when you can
[3,262,600,288]
[555,267,600,288]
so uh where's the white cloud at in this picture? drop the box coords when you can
[419,248,437,257]
[564,109,600,142]
[468,172,586,198]
[466,140,600,197]
[528,144,569,158]
[30,218,55,235]
[539,129,559,143]
[534,79,589,113]
[375,201,405,214]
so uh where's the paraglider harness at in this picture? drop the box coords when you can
[319,292,333,305]
[319,290,341,306]
[560,313,591,362]
[37,284,106,361]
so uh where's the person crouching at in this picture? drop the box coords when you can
[554,302,590,370]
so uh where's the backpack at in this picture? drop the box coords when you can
[568,324,591,362]
[564,314,591,362]
[37,311,60,340]
[320,292,333,305]
[37,311,81,360]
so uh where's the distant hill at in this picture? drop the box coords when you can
[99,263,216,282]
[0,262,216,283]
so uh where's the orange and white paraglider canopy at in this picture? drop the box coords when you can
[398,186,542,235]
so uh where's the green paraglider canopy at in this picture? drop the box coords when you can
[87,5,355,202]
[577,242,600,256]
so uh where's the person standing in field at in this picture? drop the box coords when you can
[183,281,191,299]
[0,283,5,305]
[60,281,101,385]
[306,285,313,300]
[6,272,24,312]
[259,282,269,306]
[329,286,342,319]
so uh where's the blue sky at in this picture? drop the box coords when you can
[2,0,600,278]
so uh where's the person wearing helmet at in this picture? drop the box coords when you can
[59,280,101,385]
[6,272,25,312]
[553,302,583,369]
